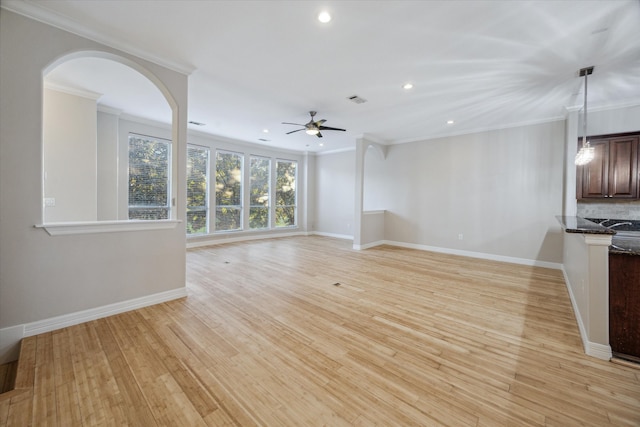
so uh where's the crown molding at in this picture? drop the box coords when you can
[389,115,566,146]
[44,81,102,100]
[1,0,195,76]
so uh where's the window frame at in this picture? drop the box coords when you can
[214,149,244,232]
[275,159,298,228]
[186,144,210,235]
[249,155,272,230]
[127,132,172,221]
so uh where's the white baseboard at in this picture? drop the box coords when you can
[562,266,612,361]
[353,240,384,250]
[0,287,187,364]
[312,231,354,241]
[187,231,308,248]
[382,240,563,270]
[0,325,26,365]
[586,342,612,360]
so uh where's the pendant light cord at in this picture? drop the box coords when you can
[583,71,588,149]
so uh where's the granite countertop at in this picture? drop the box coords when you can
[610,236,640,256]
[557,216,640,256]
[556,216,615,235]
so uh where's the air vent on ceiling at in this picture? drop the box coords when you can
[347,95,367,104]
[188,121,205,126]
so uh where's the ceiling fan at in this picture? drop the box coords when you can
[282,111,346,138]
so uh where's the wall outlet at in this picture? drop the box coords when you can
[458,233,463,240]
[44,197,56,207]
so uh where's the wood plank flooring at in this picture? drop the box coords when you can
[1,236,639,426]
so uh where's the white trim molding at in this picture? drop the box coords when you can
[35,219,181,236]
[0,287,187,364]
[187,230,310,249]
[312,231,354,241]
[353,240,384,250]
[0,0,195,75]
[381,240,562,270]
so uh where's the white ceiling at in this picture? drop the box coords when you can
[7,0,640,153]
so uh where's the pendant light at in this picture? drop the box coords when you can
[575,66,595,165]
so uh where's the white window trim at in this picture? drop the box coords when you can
[275,159,298,228]
[215,149,244,232]
[128,133,173,220]
[187,143,211,235]
[249,155,271,231]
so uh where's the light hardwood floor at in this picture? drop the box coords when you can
[1,236,639,426]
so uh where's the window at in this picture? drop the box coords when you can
[276,160,297,227]
[128,133,171,220]
[215,151,243,231]
[187,145,209,234]
[249,156,271,229]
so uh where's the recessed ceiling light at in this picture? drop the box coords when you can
[319,143,324,147]
[447,120,454,125]
[262,129,269,133]
[403,83,414,90]
[318,11,331,23]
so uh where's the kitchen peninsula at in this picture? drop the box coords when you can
[558,216,614,360]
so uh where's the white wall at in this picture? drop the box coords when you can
[314,150,356,238]
[562,232,612,359]
[315,121,566,264]
[381,121,566,263]
[43,88,98,222]
[579,104,640,137]
[0,11,188,363]
[363,145,387,211]
[97,110,120,220]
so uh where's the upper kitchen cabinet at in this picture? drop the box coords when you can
[577,133,639,200]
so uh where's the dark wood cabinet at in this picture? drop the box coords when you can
[577,133,639,199]
[609,253,640,362]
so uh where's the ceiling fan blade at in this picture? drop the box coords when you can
[286,128,305,134]
[282,122,306,126]
[318,126,346,132]
[314,119,327,126]
[316,132,323,138]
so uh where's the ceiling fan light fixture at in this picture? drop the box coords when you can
[306,128,319,135]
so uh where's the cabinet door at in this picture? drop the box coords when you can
[609,254,640,360]
[608,136,639,198]
[580,139,609,198]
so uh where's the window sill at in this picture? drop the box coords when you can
[35,220,182,236]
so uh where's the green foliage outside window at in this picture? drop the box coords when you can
[216,151,243,231]
[187,146,209,234]
[276,160,296,227]
[250,157,270,229]
[128,134,170,220]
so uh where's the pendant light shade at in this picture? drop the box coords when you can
[575,66,594,166]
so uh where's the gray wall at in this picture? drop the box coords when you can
[0,11,188,361]
[43,88,98,222]
[315,121,566,264]
[314,150,356,237]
